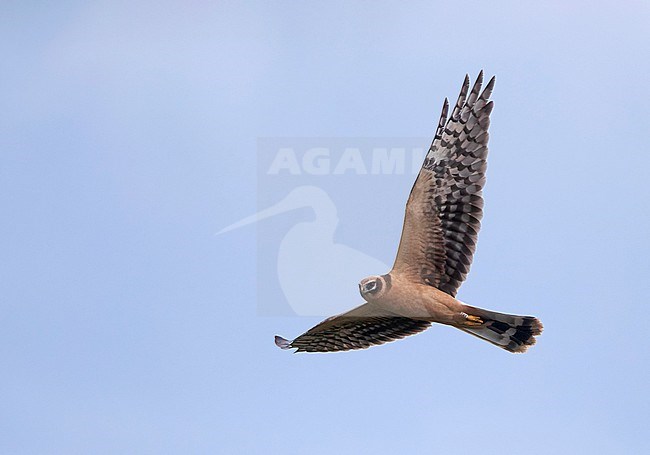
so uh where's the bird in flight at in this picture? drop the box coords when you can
[275,72,543,353]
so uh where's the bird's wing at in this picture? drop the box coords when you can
[392,72,494,297]
[274,302,430,353]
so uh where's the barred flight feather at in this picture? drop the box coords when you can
[394,70,495,297]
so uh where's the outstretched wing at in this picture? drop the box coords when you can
[392,71,494,297]
[275,303,430,353]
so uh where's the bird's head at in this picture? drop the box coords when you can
[359,275,390,301]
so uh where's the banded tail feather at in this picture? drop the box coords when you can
[459,305,543,353]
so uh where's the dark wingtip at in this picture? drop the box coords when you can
[441,97,449,119]
[485,75,496,92]
[275,335,293,350]
[462,74,470,92]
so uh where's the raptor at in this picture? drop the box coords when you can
[275,72,543,353]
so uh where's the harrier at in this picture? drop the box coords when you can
[275,72,543,353]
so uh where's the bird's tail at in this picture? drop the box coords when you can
[458,305,543,353]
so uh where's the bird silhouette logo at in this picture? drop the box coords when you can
[218,185,388,316]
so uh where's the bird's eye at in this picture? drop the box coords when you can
[365,281,377,291]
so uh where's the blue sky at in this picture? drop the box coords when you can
[1,1,649,453]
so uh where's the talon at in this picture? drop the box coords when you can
[460,312,484,326]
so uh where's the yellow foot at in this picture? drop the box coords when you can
[460,312,484,326]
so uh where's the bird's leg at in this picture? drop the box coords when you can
[459,312,484,327]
